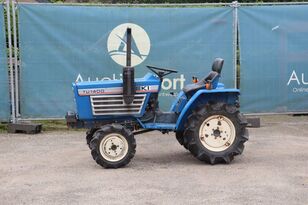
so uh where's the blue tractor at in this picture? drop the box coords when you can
[66,28,249,168]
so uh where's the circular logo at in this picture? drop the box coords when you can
[107,23,151,67]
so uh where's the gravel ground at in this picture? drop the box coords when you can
[0,115,307,205]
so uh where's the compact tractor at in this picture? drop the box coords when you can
[66,28,249,168]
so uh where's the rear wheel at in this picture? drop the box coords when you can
[183,103,248,164]
[90,124,136,168]
[175,131,188,150]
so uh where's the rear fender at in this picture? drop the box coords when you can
[175,89,240,131]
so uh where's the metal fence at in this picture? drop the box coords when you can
[0,3,10,121]
[1,1,308,122]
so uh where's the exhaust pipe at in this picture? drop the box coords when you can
[123,28,135,104]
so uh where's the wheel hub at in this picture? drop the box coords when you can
[111,144,118,150]
[199,115,236,152]
[213,129,221,138]
[99,133,128,162]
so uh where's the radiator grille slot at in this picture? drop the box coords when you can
[90,94,146,116]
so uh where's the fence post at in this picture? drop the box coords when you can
[5,0,16,123]
[12,0,19,118]
[231,1,239,89]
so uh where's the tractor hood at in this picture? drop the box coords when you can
[72,72,161,120]
[74,73,160,96]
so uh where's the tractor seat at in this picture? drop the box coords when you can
[183,58,224,97]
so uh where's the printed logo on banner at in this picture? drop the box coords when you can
[76,23,185,95]
[287,69,308,93]
[107,23,151,67]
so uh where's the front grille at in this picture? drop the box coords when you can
[90,94,146,116]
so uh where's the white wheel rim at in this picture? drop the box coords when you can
[99,133,129,162]
[199,115,236,152]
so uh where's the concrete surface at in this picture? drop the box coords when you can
[0,115,307,205]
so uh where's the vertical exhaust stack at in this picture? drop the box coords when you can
[123,28,135,104]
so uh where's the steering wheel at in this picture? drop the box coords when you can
[146,65,178,78]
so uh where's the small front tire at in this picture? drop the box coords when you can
[90,124,136,168]
[86,128,98,149]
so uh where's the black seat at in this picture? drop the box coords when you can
[182,82,205,97]
[202,71,219,84]
[183,58,224,97]
[212,58,224,74]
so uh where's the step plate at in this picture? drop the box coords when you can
[143,123,176,130]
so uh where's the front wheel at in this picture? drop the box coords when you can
[90,124,136,168]
[86,128,98,149]
[183,103,249,164]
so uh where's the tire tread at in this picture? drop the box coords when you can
[182,103,248,164]
[90,124,136,168]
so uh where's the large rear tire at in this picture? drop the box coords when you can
[175,131,188,150]
[182,103,248,164]
[90,124,136,168]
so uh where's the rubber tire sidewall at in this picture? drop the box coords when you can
[193,109,242,158]
[86,128,98,148]
[90,124,136,168]
[183,103,248,164]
